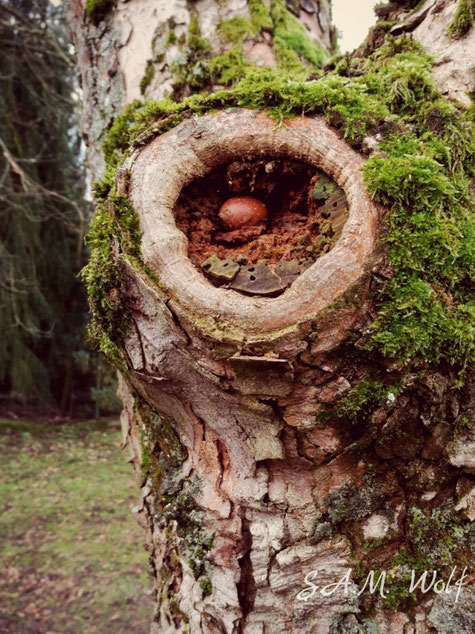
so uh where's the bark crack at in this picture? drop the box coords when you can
[314,0,324,34]
[236,515,256,634]
[163,299,192,346]
[216,439,225,490]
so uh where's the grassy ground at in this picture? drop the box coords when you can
[0,419,153,633]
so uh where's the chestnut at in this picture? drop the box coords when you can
[218,196,268,230]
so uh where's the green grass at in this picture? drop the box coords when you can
[0,419,152,633]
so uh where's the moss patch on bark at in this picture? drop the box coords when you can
[447,0,474,39]
[84,0,114,24]
[138,403,214,599]
[85,32,474,379]
[168,0,328,98]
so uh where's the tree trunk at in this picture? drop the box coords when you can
[68,1,474,633]
[68,0,335,179]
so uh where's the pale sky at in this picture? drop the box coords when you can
[332,0,379,53]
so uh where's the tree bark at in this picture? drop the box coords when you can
[68,0,334,179]
[68,1,474,633]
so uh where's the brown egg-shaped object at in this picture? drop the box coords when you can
[218,196,268,230]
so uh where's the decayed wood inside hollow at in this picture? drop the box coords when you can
[174,157,350,298]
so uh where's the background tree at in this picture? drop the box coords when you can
[68,1,474,632]
[0,0,89,414]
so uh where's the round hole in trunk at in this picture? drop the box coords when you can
[174,156,349,297]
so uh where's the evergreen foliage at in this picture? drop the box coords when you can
[0,0,89,410]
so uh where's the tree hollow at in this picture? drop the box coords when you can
[127,110,380,341]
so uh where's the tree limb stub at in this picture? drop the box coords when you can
[126,109,381,344]
[112,109,387,631]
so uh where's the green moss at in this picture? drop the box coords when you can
[139,403,185,489]
[140,60,156,96]
[208,17,256,86]
[381,503,473,608]
[453,414,472,438]
[136,404,214,596]
[272,46,309,78]
[102,99,143,173]
[81,16,475,616]
[367,51,436,111]
[200,577,213,597]
[218,17,252,44]
[81,191,142,367]
[84,0,114,24]
[249,0,273,32]
[87,30,475,377]
[84,33,475,609]
[363,107,475,366]
[187,16,210,56]
[159,484,214,589]
[271,0,328,71]
[333,377,401,424]
[167,0,330,94]
[347,497,473,610]
[209,48,250,85]
[165,30,177,47]
[170,17,212,93]
[447,0,474,39]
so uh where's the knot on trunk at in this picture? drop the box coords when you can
[123,109,380,346]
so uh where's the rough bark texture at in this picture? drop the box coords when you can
[68,1,474,633]
[69,0,334,178]
[116,110,380,631]
[386,0,475,107]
